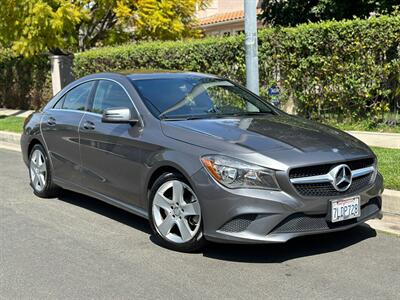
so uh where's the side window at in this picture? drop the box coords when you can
[62,81,95,111]
[53,96,64,109]
[91,80,133,114]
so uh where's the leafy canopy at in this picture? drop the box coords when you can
[0,0,84,56]
[0,0,208,56]
[259,0,400,26]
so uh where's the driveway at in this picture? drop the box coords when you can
[0,148,399,299]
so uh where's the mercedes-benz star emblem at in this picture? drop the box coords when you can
[329,164,352,192]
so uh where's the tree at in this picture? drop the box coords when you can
[0,0,85,56]
[0,0,208,56]
[134,0,206,41]
[259,0,400,27]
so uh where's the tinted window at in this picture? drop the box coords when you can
[91,80,133,114]
[62,81,94,111]
[53,96,64,109]
[130,77,273,118]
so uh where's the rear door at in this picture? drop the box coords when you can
[41,81,96,185]
[79,79,146,207]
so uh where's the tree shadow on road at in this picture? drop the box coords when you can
[55,189,377,263]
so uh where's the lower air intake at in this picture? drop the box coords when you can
[270,198,380,234]
[219,214,257,233]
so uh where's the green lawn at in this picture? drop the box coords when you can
[371,147,400,191]
[0,116,25,133]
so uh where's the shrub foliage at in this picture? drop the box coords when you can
[258,15,400,120]
[0,50,51,110]
[1,15,399,121]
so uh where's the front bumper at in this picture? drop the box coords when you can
[191,168,383,244]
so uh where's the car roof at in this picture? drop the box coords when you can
[123,70,219,81]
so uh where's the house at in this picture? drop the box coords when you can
[196,0,264,36]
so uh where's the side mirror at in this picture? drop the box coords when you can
[102,107,138,124]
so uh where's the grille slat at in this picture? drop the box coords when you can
[289,157,375,179]
[289,158,375,197]
[293,173,373,197]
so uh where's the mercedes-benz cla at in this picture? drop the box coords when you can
[21,72,383,252]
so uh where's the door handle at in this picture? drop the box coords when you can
[83,121,96,130]
[47,117,56,126]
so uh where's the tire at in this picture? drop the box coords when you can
[148,172,206,252]
[29,144,60,198]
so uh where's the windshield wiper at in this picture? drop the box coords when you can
[160,111,274,121]
[160,115,210,121]
[229,111,275,116]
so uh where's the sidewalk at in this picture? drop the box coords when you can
[347,131,400,149]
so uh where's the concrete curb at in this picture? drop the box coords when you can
[0,108,34,118]
[382,189,400,215]
[0,130,21,145]
[0,141,20,152]
[367,215,400,237]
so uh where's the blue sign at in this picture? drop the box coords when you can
[268,86,280,96]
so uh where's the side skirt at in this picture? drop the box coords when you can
[53,177,149,219]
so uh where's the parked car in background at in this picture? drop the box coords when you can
[21,72,383,252]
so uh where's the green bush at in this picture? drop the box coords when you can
[74,15,400,121]
[258,16,400,121]
[0,50,52,110]
[73,36,247,84]
[1,14,399,121]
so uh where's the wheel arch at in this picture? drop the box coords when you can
[27,138,43,156]
[26,137,54,172]
[146,163,206,251]
[146,164,190,193]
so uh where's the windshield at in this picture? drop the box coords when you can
[130,77,275,119]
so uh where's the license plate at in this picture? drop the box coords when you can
[331,196,361,223]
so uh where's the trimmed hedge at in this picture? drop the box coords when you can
[1,14,399,121]
[74,37,247,84]
[257,16,400,120]
[74,15,400,121]
[0,50,52,110]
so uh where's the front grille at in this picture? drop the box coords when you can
[289,157,375,179]
[270,197,380,234]
[289,157,375,197]
[294,173,373,197]
[219,214,257,232]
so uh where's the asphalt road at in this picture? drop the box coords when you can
[1,148,399,299]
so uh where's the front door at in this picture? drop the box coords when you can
[79,80,146,208]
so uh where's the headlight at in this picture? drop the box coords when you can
[201,155,280,190]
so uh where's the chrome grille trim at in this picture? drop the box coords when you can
[352,166,375,178]
[290,166,375,185]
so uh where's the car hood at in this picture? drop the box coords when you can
[161,114,373,167]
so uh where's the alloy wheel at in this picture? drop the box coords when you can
[152,180,201,244]
[30,149,47,192]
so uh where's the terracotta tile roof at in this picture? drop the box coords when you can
[198,9,261,26]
